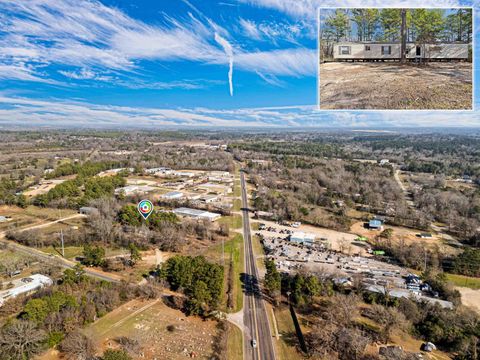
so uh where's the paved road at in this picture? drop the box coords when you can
[240,170,276,360]
[0,214,120,283]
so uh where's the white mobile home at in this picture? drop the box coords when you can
[333,42,469,61]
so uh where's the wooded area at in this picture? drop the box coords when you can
[320,8,472,61]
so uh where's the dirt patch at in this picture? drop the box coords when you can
[319,62,472,110]
[350,221,458,256]
[456,287,480,314]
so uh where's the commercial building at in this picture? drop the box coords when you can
[145,167,172,176]
[173,207,221,222]
[196,182,232,194]
[200,194,220,203]
[289,232,316,246]
[115,185,155,196]
[162,191,184,200]
[0,274,53,306]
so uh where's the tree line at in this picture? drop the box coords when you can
[322,8,472,43]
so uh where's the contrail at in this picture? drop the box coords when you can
[214,32,234,96]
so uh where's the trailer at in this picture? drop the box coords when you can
[332,42,469,62]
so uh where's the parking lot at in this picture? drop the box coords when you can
[256,227,453,308]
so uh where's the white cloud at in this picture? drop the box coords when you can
[239,18,262,39]
[59,68,97,80]
[214,33,234,96]
[239,0,466,19]
[1,96,478,129]
[235,48,316,76]
[0,0,226,84]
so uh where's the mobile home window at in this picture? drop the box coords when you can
[365,45,371,51]
[381,46,391,55]
[339,46,351,55]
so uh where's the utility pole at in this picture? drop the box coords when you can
[60,229,65,257]
[400,9,407,63]
[424,248,428,273]
[222,238,225,266]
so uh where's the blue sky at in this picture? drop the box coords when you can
[0,0,479,128]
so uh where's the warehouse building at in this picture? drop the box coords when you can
[162,191,184,200]
[173,207,221,222]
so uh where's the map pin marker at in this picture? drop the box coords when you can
[137,199,154,220]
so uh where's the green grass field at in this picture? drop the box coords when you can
[233,180,241,197]
[222,233,244,312]
[227,323,243,360]
[274,307,306,360]
[218,214,243,229]
[446,273,480,289]
[40,246,83,260]
[233,198,242,211]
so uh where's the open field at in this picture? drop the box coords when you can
[226,323,243,360]
[273,306,306,360]
[218,214,243,229]
[447,273,480,289]
[200,232,244,312]
[319,62,472,110]
[350,221,459,256]
[0,205,78,232]
[456,287,480,314]
[85,298,217,359]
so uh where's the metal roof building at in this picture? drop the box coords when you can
[162,191,184,200]
[173,207,221,222]
[289,232,316,246]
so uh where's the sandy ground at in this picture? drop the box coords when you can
[253,219,363,253]
[456,287,480,314]
[23,179,67,197]
[319,62,472,110]
[350,221,459,256]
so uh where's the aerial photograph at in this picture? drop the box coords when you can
[319,8,473,110]
[0,1,479,360]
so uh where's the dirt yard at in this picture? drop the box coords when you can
[319,62,472,110]
[456,287,480,314]
[350,221,459,256]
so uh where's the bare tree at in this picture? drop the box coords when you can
[60,331,96,360]
[0,320,46,360]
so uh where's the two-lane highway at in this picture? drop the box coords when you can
[240,170,276,360]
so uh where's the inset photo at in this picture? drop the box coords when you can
[318,8,473,110]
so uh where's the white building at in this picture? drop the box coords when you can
[145,167,172,176]
[289,232,316,246]
[172,171,199,178]
[173,207,221,222]
[0,274,53,307]
[162,191,184,200]
[333,42,469,61]
[115,185,155,196]
[200,194,220,203]
[196,182,232,194]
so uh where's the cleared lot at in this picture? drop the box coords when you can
[319,62,472,110]
[253,219,363,254]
